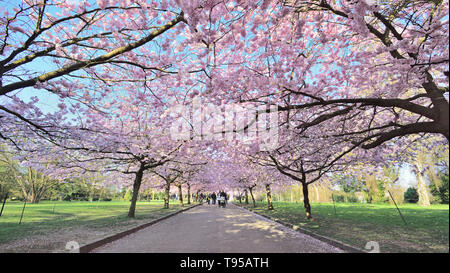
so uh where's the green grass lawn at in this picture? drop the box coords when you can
[0,200,195,248]
[235,201,449,253]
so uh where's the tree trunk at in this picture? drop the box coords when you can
[178,184,184,207]
[89,179,95,202]
[244,189,249,205]
[0,193,8,217]
[302,182,312,219]
[31,193,41,204]
[265,184,274,210]
[128,167,144,218]
[416,165,431,206]
[422,78,449,139]
[187,184,191,204]
[249,187,256,207]
[164,181,171,209]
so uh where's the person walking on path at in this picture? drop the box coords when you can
[211,192,217,205]
[220,191,227,203]
[218,191,228,208]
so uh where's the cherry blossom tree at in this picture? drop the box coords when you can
[1,0,275,146]
[152,164,184,209]
[249,121,364,218]
[0,0,190,140]
[223,0,449,149]
[10,80,191,217]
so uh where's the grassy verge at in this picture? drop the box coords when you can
[0,200,197,252]
[234,201,449,253]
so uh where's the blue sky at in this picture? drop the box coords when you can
[398,164,418,188]
[1,0,64,114]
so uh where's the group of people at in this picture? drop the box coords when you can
[203,191,228,206]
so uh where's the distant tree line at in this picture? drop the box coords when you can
[0,149,171,203]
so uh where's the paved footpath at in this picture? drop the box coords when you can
[93,203,344,253]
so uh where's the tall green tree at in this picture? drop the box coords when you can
[0,149,56,203]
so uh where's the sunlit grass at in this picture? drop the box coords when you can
[236,201,449,253]
[0,200,192,244]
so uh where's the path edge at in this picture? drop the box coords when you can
[233,203,367,253]
[79,203,202,253]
